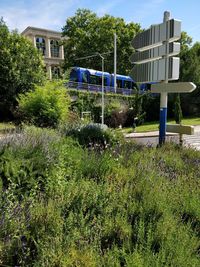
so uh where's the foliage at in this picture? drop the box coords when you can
[0,122,15,134]
[174,93,183,124]
[62,9,141,75]
[67,89,146,127]
[0,18,45,119]
[180,40,200,85]
[179,36,200,116]
[1,127,200,265]
[64,123,119,150]
[104,99,125,128]
[17,81,70,128]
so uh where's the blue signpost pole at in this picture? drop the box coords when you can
[159,92,168,145]
[159,11,170,146]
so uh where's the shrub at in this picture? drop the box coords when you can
[17,81,70,128]
[65,123,119,150]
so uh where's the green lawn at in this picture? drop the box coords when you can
[0,122,15,134]
[123,116,200,133]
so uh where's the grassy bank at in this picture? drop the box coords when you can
[0,127,200,266]
[0,122,15,135]
[123,116,200,133]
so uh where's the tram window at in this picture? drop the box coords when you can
[70,69,78,82]
[82,72,88,83]
[124,81,131,89]
[132,82,137,89]
[90,75,98,84]
[146,83,151,90]
[99,76,107,85]
[116,79,123,88]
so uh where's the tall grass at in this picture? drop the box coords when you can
[0,127,200,266]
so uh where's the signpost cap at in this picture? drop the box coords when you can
[163,11,170,22]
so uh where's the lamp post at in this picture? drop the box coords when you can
[96,53,105,125]
[114,33,117,93]
[75,52,110,125]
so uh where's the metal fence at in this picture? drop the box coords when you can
[66,81,138,96]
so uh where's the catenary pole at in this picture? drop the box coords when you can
[75,52,107,125]
[97,53,105,125]
[114,33,117,93]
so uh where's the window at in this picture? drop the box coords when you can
[124,81,132,89]
[98,76,107,86]
[50,40,59,57]
[90,75,98,84]
[82,72,88,83]
[132,82,137,89]
[70,69,78,82]
[52,66,60,79]
[36,37,46,56]
[116,79,123,88]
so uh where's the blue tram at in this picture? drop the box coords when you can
[68,67,138,95]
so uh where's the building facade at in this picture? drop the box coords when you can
[21,26,65,79]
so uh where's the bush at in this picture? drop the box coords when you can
[65,123,119,150]
[17,81,70,128]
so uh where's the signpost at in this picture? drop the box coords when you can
[130,14,181,84]
[166,124,194,135]
[166,124,194,146]
[151,82,196,93]
[130,11,196,146]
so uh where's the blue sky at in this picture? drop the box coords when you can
[1,0,200,43]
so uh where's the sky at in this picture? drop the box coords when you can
[1,0,200,43]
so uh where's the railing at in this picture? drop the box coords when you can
[66,81,138,96]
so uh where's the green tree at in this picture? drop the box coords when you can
[174,93,182,124]
[179,31,200,85]
[179,31,192,80]
[0,18,45,119]
[180,41,200,84]
[62,9,141,75]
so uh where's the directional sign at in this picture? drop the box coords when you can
[166,124,194,135]
[130,16,181,83]
[131,57,180,83]
[132,19,181,51]
[151,82,196,93]
[130,42,180,64]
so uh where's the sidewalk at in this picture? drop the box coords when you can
[125,125,200,139]
[126,131,177,139]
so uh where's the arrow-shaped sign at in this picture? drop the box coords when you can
[151,82,196,93]
[166,124,194,135]
[132,19,181,51]
[130,42,180,64]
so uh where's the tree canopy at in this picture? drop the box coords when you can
[0,18,45,118]
[180,32,200,85]
[62,9,141,75]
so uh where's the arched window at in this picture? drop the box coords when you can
[52,66,61,79]
[36,37,46,56]
[50,40,59,57]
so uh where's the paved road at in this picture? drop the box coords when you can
[183,126,200,150]
[126,125,200,150]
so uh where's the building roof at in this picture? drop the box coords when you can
[21,26,62,37]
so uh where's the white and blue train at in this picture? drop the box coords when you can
[67,67,146,95]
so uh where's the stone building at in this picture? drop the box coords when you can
[21,26,65,79]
